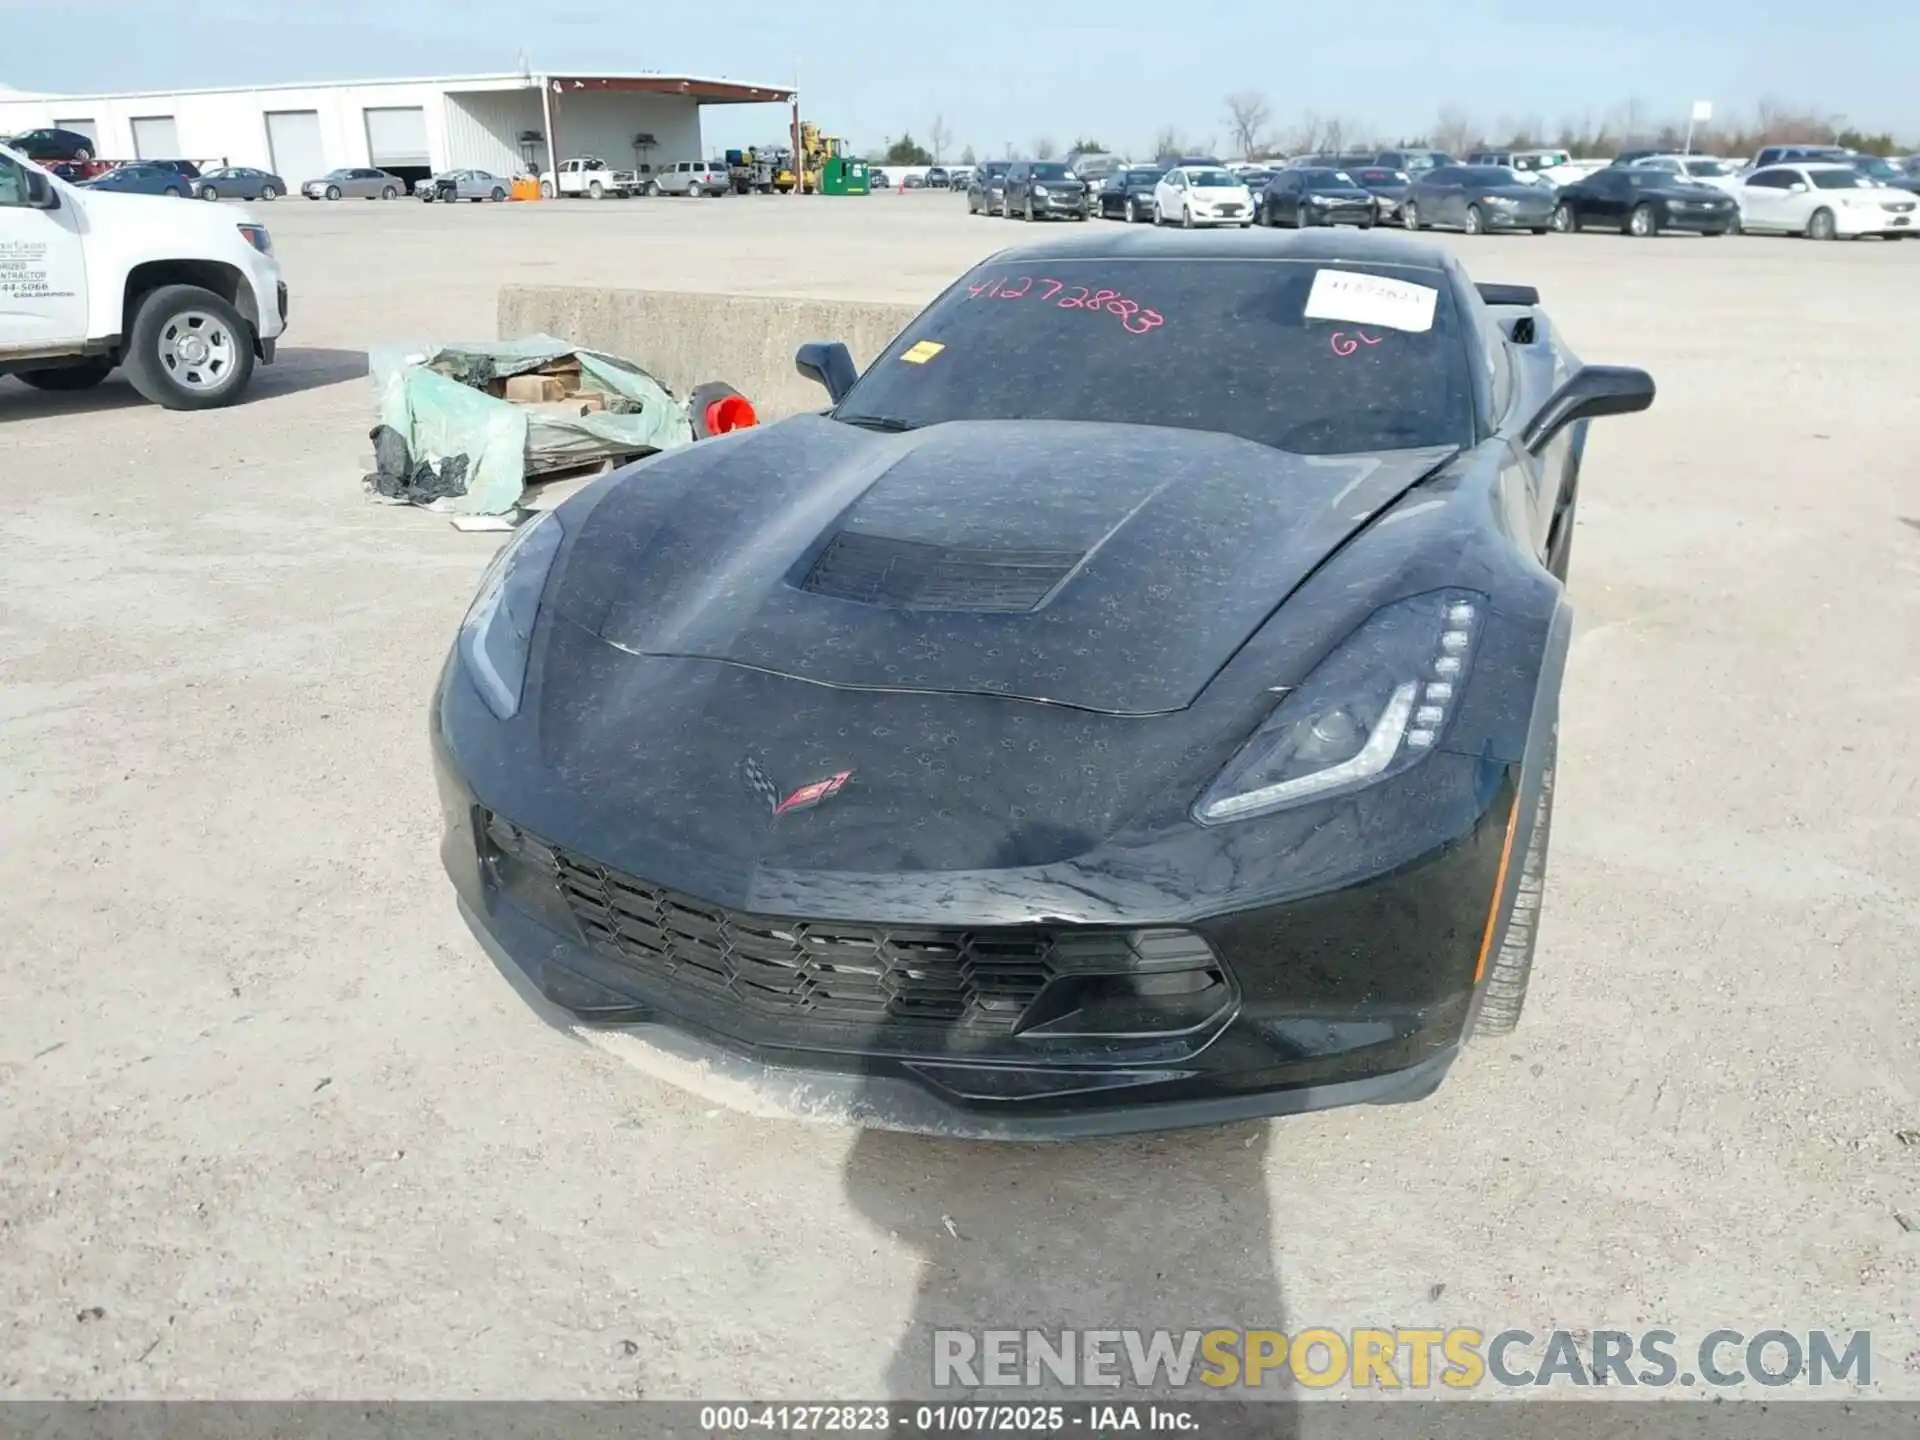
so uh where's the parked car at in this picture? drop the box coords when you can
[1373,148,1456,175]
[195,165,286,201]
[1163,155,1225,168]
[1840,153,1920,194]
[78,163,194,198]
[1153,165,1254,227]
[1068,152,1126,182]
[1735,163,1915,240]
[965,161,1010,214]
[303,167,403,200]
[1003,160,1090,220]
[1,141,287,409]
[651,160,730,197]
[903,171,926,189]
[1347,165,1412,221]
[869,168,891,191]
[945,166,974,189]
[925,166,950,188]
[1259,167,1375,227]
[1624,154,1743,198]
[1403,164,1555,234]
[3,127,96,163]
[1098,165,1167,222]
[1465,149,1583,186]
[1744,144,1851,172]
[144,159,203,181]
[417,168,512,202]
[1550,167,1738,236]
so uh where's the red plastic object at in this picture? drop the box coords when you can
[705,394,758,434]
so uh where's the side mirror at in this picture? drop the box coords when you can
[1521,364,1656,454]
[1787,182,1808,194]
[25,170,58,208]
[795,341,858,404]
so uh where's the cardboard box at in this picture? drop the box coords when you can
[504,374,566,403]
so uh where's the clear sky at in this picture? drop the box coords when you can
[3,0,1915,156]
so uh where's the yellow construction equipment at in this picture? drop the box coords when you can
[771,123,856,194]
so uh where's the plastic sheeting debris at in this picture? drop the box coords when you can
[364,334,697,517]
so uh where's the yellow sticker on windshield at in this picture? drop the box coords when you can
[901,340,945,365]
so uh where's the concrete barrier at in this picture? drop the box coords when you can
[498,286,922,418]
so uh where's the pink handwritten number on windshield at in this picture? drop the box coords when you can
[1330,329,1383,357]
[962,276,1164,336]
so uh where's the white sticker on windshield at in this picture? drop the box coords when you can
[1303,269,1438,334]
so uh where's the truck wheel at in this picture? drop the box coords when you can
[588,180,604,199]
[122,284,256,411]
[16,357,116,392]
[644,179,660,197]
[540,180,555,198]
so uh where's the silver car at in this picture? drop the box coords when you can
[416,168,512,202]
[302,167,405,200]
[649,160,731,196]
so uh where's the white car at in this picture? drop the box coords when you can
[1,142,287,408]
[1628,154,1743,197]
[1153,165,1255,227]
[1736,163,1916,240]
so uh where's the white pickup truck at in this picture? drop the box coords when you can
[539,157,643,199]
[0,142,287,409]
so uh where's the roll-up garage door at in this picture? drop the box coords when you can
[52,118,98,144]
[266,110,325,185]
[363,107,430,168]
[131,116,180,159]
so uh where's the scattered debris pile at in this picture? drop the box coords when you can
[363,335,703,519]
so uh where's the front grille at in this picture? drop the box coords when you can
[482,813,1201,1033]
[802,531,1080,612]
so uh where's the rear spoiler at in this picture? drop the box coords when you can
[1476,282,1541,308]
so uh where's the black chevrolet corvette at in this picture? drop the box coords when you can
[433,230,1654,1139]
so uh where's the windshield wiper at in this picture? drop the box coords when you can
[834,413,919,433]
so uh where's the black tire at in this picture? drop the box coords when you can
[589,181,605,199]
[1024,195,1035,222]
[15,357,115,392]
[1181,203,1194,229]
[1628,202,1657,238]
[643,180,659,197]
[381,185,397,200]
[1125,197,1138,223]
[201,185,219,201]
[1530,226,1549,235]
[1296,202,1311,229]
[1471,727,1557,1039]
[121,284,256,411]
[1463,203,1485,235]
[325,185,341,200]
[260,184,278,200]
[1551,202,1574,233]
[491,187,506,202]
[163,186,181,198]
[1808,207,1836,241]
[1402,200,1420,230]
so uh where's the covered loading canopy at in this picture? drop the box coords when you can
[538,74,798,178]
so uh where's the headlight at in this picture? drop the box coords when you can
[1310,193,1336,204]
[459,510,564,719]
[1193,591,1484,825]
[1033,184,1049,196]
[1485,194,1519,208]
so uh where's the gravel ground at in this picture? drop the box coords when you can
[2,193,1917,1401]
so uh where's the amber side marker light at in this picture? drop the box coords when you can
[1473,793,1523,983]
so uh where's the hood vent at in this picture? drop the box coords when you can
[802,531,1081,613]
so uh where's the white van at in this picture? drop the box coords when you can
[1,142,288,409]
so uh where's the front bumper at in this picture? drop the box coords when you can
[1029,194,1090,217]
[433,699,1527,1139]
[1661,204,1737,231]
[1836,207,1914,235]
[1479,205,1554,229]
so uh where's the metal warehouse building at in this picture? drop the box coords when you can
[0,71,795,186]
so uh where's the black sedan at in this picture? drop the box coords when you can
[1403,164,1556,234]
[4,126,95,163]
[1550,168,1738,236]
[965,162,1010,215]
[1348,165,1412,221]
[78,163,194,197]
[1260,167,1377,227]
[432,228,1655,1138]
[1098,165,1166,222]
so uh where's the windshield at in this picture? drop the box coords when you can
[1684,159,1732,177]
[1403,153,1451,172]
[1030,163,1071,180]
[1303,170,1356,187]
[1850,157,1899,180]
[832,259,1473,457]
[327,169,353,179]
[1355,168,1402,184]
[1190,169,1241,187]
[1810,169,1871,190]
[1124,169,1163,185]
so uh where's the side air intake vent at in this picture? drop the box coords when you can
[801,531,1081,613]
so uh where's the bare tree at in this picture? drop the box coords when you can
[928,113,951,164]
[1033,135,1057,160]
[1223,91,1271,160]
[1432,104,1476,156]
[1151,125,1188,161]
[1322,116,1347,155]
[1288,111,1326,156]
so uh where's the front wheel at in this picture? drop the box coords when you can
[1470,726,1557,1039]
[1182,204,1194,229]
[1627,202,1657,237]
[643,180,659,197]
[200,185,220,201]
[15,356,115,392]
[1551,202,1574,232]
[121,283,256,411]
[1024,196,1035,222]
[1808,207,1836,241]
[588,181,604,199]
[491,187,506,202]
[163,186,182,198]
[325,185,342,200]
[1296,203,1311,229]
[259,184,279,200]
[1401,200,1419,230]
[381,185,397,200]
[1463,203,1485,235]
[1124,197,1138,223]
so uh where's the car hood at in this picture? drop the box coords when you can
[1308,187,1373,200]
[550,415,1457,717]
[1474,184,1556,203]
